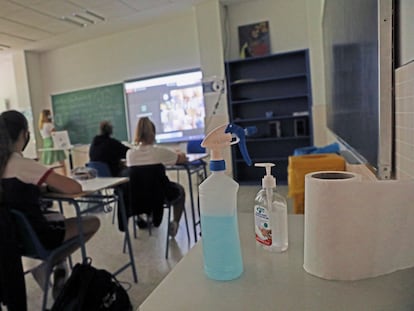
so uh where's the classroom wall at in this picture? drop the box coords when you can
[395,62,414,180]
[225,0,328,146]
[225,0,309,60]
[23,0,319,161]
[25,8,201,162]
[3,0,327,163]
[33,0,313,116]
[396,0,414,66]
[0,52,37,158]
[1,0,411,179]
[194,1,233,172]
[394,0,414,180]
[0,55,16,111]
[305,0,329,146]
[195,0,228,129]
[37,9,200,99]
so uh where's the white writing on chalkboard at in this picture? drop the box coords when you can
[51,84,128,144]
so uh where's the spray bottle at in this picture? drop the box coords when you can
[254,163,288,252]
[199,123,252,281]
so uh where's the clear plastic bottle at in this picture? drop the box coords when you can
[254,163,288,252]
[199,124,252,280]
[200,164,242,280]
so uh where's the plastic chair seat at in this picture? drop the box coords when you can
[11,209,81,311]
[126,164,190,258]
[85,161,112,177]
[85,161,116,218]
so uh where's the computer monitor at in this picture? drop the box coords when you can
[124,69,206,144]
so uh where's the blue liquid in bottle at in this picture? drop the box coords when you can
[201,214,243,280]
[199,123,252,281]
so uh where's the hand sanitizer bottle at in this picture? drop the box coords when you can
[254,163,288,252]
[199,124,252,280]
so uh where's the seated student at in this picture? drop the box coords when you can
[89,120,129,177]
[0,110,100,299]
[126,117,187,237]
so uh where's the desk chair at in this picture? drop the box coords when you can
[85,161,111,177]
[187,139,207,181]
[85,161,116,221]
[187,139,206,154]
[11,209,81,311]
[127,164,190,259]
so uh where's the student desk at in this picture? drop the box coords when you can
[42,177,138,283]
[139,214,414,310]
[166,153,208,243]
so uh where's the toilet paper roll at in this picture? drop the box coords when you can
[303,171,414,280]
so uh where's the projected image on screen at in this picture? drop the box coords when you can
[160,87,204,132]
[125,70,205,144]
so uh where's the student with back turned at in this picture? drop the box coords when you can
[0,110,100,301]
[89,120,130,177]
[126,117,187,237]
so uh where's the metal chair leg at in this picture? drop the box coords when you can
[41,262,53,311]
[183,206,190,243]
[112,202,117,224]
[165,206,172,259]
[133,215,137,239]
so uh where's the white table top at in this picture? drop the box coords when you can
[186,153,208,163]
[43,177,128,199]
[38,145,75,151]
[139,213,414,311]
[78,176,128,191]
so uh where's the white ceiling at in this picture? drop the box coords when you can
[0,0,245,54]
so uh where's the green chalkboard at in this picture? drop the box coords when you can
[51,84,128,144]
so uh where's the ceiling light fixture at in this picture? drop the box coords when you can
[73,14,95,24]
[61,16,86,27]
[85,10,105,21]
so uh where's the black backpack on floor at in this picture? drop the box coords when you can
[51,258,132,311]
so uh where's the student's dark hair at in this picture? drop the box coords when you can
[0,114,12,181]
[0,110,28,143]
[100,120,113,136]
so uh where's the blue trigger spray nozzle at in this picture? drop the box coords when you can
[225,124,253,166]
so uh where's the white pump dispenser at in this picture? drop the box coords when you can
[254,163,288,252]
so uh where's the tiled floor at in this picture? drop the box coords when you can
[24,174,292,310]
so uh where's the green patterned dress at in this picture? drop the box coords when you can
[40,123,66,165]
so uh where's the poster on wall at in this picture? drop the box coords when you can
[238,21,270,58]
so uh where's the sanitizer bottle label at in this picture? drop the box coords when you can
[254,205,272,246]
